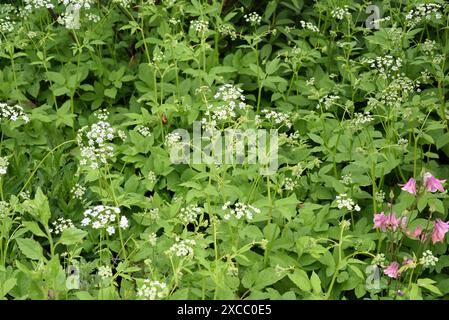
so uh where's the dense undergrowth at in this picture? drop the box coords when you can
[0,0,448,300]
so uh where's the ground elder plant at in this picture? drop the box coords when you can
[0,0,448,301]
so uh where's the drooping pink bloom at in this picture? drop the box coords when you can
[373,212,387,230]
[386,213,401,231]
[412,225,423,238]
[432,219,449,244]
[384,261,400,279]
[373,212,403,231]
[403,258,414,266]
[423,172,446,193]
[400,178,417,195]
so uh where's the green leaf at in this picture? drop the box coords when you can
[16,238,44,260]
[22,221,48,238]
[288,270,311,292]
[58,228,87,246]
[104,87,117,99]
[310,272,322,294]
[417,278,442,296]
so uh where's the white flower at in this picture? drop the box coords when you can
[49,217,74,235]
[0,157,9,175]
[77,116,116,169]
[148,232,157,246]
[190,20,209,33]
[71,183,86,200]
[0,103,29,123]
[261,109,292,128]
[98,266,113,279]
[299,20,319,32]
[283,177,296,191]
[331,6,351,20]
[419,250,438,268]
[166,237,196,257]
[317,94,339,110]
[244,12,262,26]
[137,279,168,300]
[82,205,128,234]
[336,193,360,211]
[120,216,129,229]
[136,125,152,137]
[222,202,260,221]
[179,204,202,224]
[405,3,443,28]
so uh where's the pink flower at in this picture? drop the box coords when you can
[412,225,422,238]
[373,212,403,231]
[400,178,417,195]
[384,261,400,279]
[386,213,401,231]
[432,219,449,244]
[373,212,387,230]
[423,172,446,193]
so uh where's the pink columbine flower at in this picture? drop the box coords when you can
[384,261,400,279]
[373,212,387,230]
[400,178,417,195]
[412,225,423,238]
[423,172,446,193]
[432,219,449,244]
[373,212,403,231]
[386,213,401,231]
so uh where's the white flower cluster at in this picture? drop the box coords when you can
[71,183,86,200]
[50,217,74,235]
[317,94,339,110]
[372,75,419,108]
[24,0,54,10]
[366,55,402,79]
[299,20,319,32]
[58,12,79,29]
[340,174,352,186]
[0,157,9,175]
[372,253,386,268]
[218,24,237,40]
[166,237,196,257]
[166,132,185,148]
[59,0,93,10]
[203,84,247,127]
[148,207,160,219]
[0,16,15,33]
[81,205,129,236]
[375,190,386,203]
[222,201,260,220]
[350,112,373,128]
[77,119,115,169]
[137,280,168,300]
[405,3,443,27]
[336,193,360,211]
[136,125,152,137]
[244,12,262,26]
[86,12,100,22]
[98,266,113,279]
[0,201,10,219]
[283,177,296,191]
[179,204,202,224]
[147,171,157,184]
[421,39,437,55]
[419,250,438,268]
[148,232,157,246]
[261,109,292,128]
[0,103,30,123]
[331,6,351,20]
[190,20,209,33]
